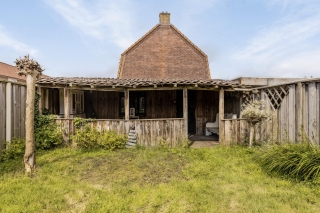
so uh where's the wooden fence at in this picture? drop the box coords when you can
[220,80,320,145]
[220,119,249,145]
[56,118,188,147]
[0,81,26,153]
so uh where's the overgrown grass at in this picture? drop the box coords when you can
[258,143,320,182]
[1,147,320,212]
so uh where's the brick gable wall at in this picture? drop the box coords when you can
[119,25,210,80]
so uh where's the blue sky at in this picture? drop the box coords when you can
[0,0,320,79]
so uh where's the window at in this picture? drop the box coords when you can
[119,92,146,117]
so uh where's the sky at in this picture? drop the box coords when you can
[0,0,320,80]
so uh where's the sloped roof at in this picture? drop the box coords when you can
[0,62,26,80]
[117,24,211,80]
[37,77,239,88]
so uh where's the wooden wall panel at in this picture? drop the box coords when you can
[84,91,120,119]
[145,90,177,119]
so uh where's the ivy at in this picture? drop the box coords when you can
[33,91,63,150]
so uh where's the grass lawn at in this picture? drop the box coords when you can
[1,146,320,213]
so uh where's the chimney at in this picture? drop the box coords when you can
[159,12,170,25]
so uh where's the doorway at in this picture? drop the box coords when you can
[188,90,196,134]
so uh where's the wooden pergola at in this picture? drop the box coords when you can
[37,77,250,146]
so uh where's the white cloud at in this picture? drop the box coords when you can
[232,1,320,77]
[46,0,136,49]
[0,25,38,55]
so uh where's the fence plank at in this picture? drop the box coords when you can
[0,83,6,152]
[288,85,295,142]
[308,82,317,144]
[55,119,186,147]
[303,84,309,140]
[317,83,320,145]
[20,86,26,138]
[296,82,303,142]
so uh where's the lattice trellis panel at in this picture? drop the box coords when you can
[242,91,259,109]
[263,85,290,110]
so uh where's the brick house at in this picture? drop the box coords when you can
[36,12,244,147]
[36,12,319,147]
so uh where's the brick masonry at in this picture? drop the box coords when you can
[119,25,210,80]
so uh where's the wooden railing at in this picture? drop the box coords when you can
[56,118,188,147]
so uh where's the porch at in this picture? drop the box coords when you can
[37,78,246,147]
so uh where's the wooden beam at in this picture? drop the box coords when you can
[64,88,70,119]
[5,82,12,143]
[124,88,129,120]
[219,88,225,145]
[183,87,188,136]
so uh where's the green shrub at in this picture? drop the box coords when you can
[258,143,320,182]
[35,115,63,150]
[97,130,127,150]
[0,138,25,162]
[71,124,99,149]
[71,124,127,150]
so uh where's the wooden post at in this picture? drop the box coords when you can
[25,73,38,173]
[38,86,43,115]
[15,55,43,175]
[183,87,188,136]
[64,88,70,119]
[45,88,49,109]
[219,88,225,145]
[5,82,12,143]
[239,96,243,118]
[125,88,129,120]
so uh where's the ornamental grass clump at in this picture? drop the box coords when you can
[242,100,271,148]
[259,143,320,182]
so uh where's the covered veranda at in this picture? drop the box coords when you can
[36,77,248,147]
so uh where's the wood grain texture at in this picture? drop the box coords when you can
[56,118,187,147]
[308,83,317,144]
[219,88,225,145]
[0,83,6,152]
[288,85,295,142]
